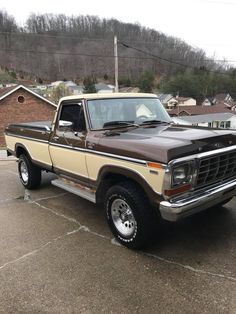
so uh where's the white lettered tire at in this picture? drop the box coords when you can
[18,154,41,189]
[105,181,157,249]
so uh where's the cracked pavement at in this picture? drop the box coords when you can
[0,160,236,313]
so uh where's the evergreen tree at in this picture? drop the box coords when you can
[137,71,155,93]
[83,76,96,93]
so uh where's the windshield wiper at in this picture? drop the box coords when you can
[139,120,170,125]
[103,120,139,128]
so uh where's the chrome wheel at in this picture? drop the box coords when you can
[20,160,29,184]
[111,199,137,237]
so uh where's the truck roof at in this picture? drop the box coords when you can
[59,92,157,103]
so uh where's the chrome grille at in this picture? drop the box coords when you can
[196,150,236,188]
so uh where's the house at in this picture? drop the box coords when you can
[173,113,236,129]
[68,85,84,95]
[0,85,56,146]
[36,85,47,91]
[202,98,211,106]
[176,97,196,106]
[51,81,64,87]
[213,93,233,104]
[95,83,114,93]
[231,103,236,111]
[203,94,234,107]
[158,94,177,109]
[202,97,213,106]
[169,103,230,116]
[64,81,77,88]
[119,87,140,93]
[158,94,196,109]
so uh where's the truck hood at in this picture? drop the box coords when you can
[96,124,236,163]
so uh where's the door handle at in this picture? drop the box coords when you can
[53,136,59,141]
[87,141,95,149]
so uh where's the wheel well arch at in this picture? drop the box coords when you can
[15,143,31,159]
[96,165,161,206]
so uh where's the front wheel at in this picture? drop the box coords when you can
[105,182,157,249]
[18,154,41,189]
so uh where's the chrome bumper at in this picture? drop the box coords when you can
[159,179,236,221]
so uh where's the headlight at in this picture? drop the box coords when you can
[172,163,193,186]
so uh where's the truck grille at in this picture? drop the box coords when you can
[196,150,236,188]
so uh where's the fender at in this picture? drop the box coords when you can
[15,142,52,171]
[96,165,163,206]
[15,142,31,158]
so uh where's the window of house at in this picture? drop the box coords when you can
[226,121,231,129]
[220,121,225,128]
[17,95,25,103]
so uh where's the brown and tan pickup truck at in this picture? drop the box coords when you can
[5,93,236,248]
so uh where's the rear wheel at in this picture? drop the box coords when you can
[18,154,41,189]
[105,181,157,249]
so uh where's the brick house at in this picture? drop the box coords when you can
[0,85,56,146]
[169,103,231,117]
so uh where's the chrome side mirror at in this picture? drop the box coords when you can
[58,120,74,130]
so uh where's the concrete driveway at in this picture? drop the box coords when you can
[0,159,235,313]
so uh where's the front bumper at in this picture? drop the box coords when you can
[159,179,236,221]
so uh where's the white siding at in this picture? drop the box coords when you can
[229,116,236,129]
[178,98,196,106]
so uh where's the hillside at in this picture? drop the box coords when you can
[0,10,229,82]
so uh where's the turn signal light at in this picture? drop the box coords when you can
[164,184,192,197]
[147,162,164,169]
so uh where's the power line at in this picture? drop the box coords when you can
[0,46,235,69]
[0,43,235,63]
[0,48,156,60]
[119,41,232,75]
[0,34,235,71]
[0,31,201,48]
[0,31,112,42]
[0,31,235,63]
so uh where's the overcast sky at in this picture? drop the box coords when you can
[1,0,236,65]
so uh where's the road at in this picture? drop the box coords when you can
[0,159,235,313]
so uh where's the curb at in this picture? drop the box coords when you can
[0,157,18,161]
[0,151,18,161]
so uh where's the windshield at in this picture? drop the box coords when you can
[87,97,171,129]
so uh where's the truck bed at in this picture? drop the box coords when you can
[7,121,51,131]
[5,121,52,142]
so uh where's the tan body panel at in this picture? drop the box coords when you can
[5,135,51,166]
[49,146,88,178]
[86,154,165,194]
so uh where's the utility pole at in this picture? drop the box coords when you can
[114,35,119,93]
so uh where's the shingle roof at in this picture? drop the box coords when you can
[157,94,174,103]
[176,112,236,124]
[95,83,113,91]
[177,97,192,102]
[0,86,17,98]
[169,104,231,116]
[214,93,230,102]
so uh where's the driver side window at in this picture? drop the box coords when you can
[59,103,86,132]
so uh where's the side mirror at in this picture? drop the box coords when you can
[58,120,74,130]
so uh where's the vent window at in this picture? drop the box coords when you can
[18,96,25,103]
